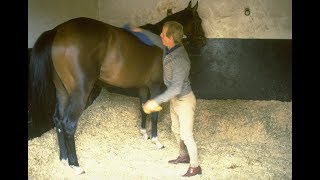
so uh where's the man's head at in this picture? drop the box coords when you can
[160,21,184,49]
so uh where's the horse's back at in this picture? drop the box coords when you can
[98,27,163,88]
[51,17,163,94]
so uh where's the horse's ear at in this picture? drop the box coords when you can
[192,1,199,11]
[187,1,192,9]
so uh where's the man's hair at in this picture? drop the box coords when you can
[163,21,184,45]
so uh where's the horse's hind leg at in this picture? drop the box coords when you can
[64,91,86,167]
[53,87,68,163]
[138,87,150,140]
[62,90,87,174]
[52,72,70,163]
[53,74,86,174]
[85,81,101,109]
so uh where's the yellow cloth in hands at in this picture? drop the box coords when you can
[143,100,162,114]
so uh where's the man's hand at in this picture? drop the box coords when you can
[143,100,162,114]
[131,27,142,32]
[126,23,142,32]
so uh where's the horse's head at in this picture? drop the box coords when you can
[161,1,207,50]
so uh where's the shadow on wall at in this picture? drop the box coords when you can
[189,38,292,101]
[82,38,292,101]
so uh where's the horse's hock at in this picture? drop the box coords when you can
[28,89,292,179]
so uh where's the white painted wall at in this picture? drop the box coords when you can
[198,0,292,39]
[28,0,98,48]
[98,0,187,27]
[28,0,292,48]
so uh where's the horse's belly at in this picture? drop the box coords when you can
[99,65,147,88]
[98,41,160,88]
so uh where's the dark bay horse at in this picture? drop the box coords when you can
[29,1,206,174]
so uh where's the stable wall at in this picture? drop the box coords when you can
[28,0,292,101]
[28,0,291,46]
[28,0,99,48]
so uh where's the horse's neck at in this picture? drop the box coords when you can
[143,17,177,34]
[140,10,191,35]
[139,24,161,35]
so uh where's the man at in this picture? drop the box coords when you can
[131,21,201,177]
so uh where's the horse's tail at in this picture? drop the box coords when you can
[29,29,57,130]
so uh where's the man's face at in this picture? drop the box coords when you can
[160,26,174,48]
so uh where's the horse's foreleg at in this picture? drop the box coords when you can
[149,84,164,149]
[150,112,164,149]
[139,111,149,140]
[138,87,149,140]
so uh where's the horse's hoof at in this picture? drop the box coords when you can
[140,129,150,140]
[61,159,68,166]
[156,143,164,149]
[151,137,164,149]
[144,134,150,140]
[71,165,85,175]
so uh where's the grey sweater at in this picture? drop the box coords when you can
[141,29,192,105]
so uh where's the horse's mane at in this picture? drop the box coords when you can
[140,7,193,35]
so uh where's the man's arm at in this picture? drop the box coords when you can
[140,29,165,51]
[131,27,166,51]
[143,56,189,113]
[153,70,184,104]
[153,56,190,104]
